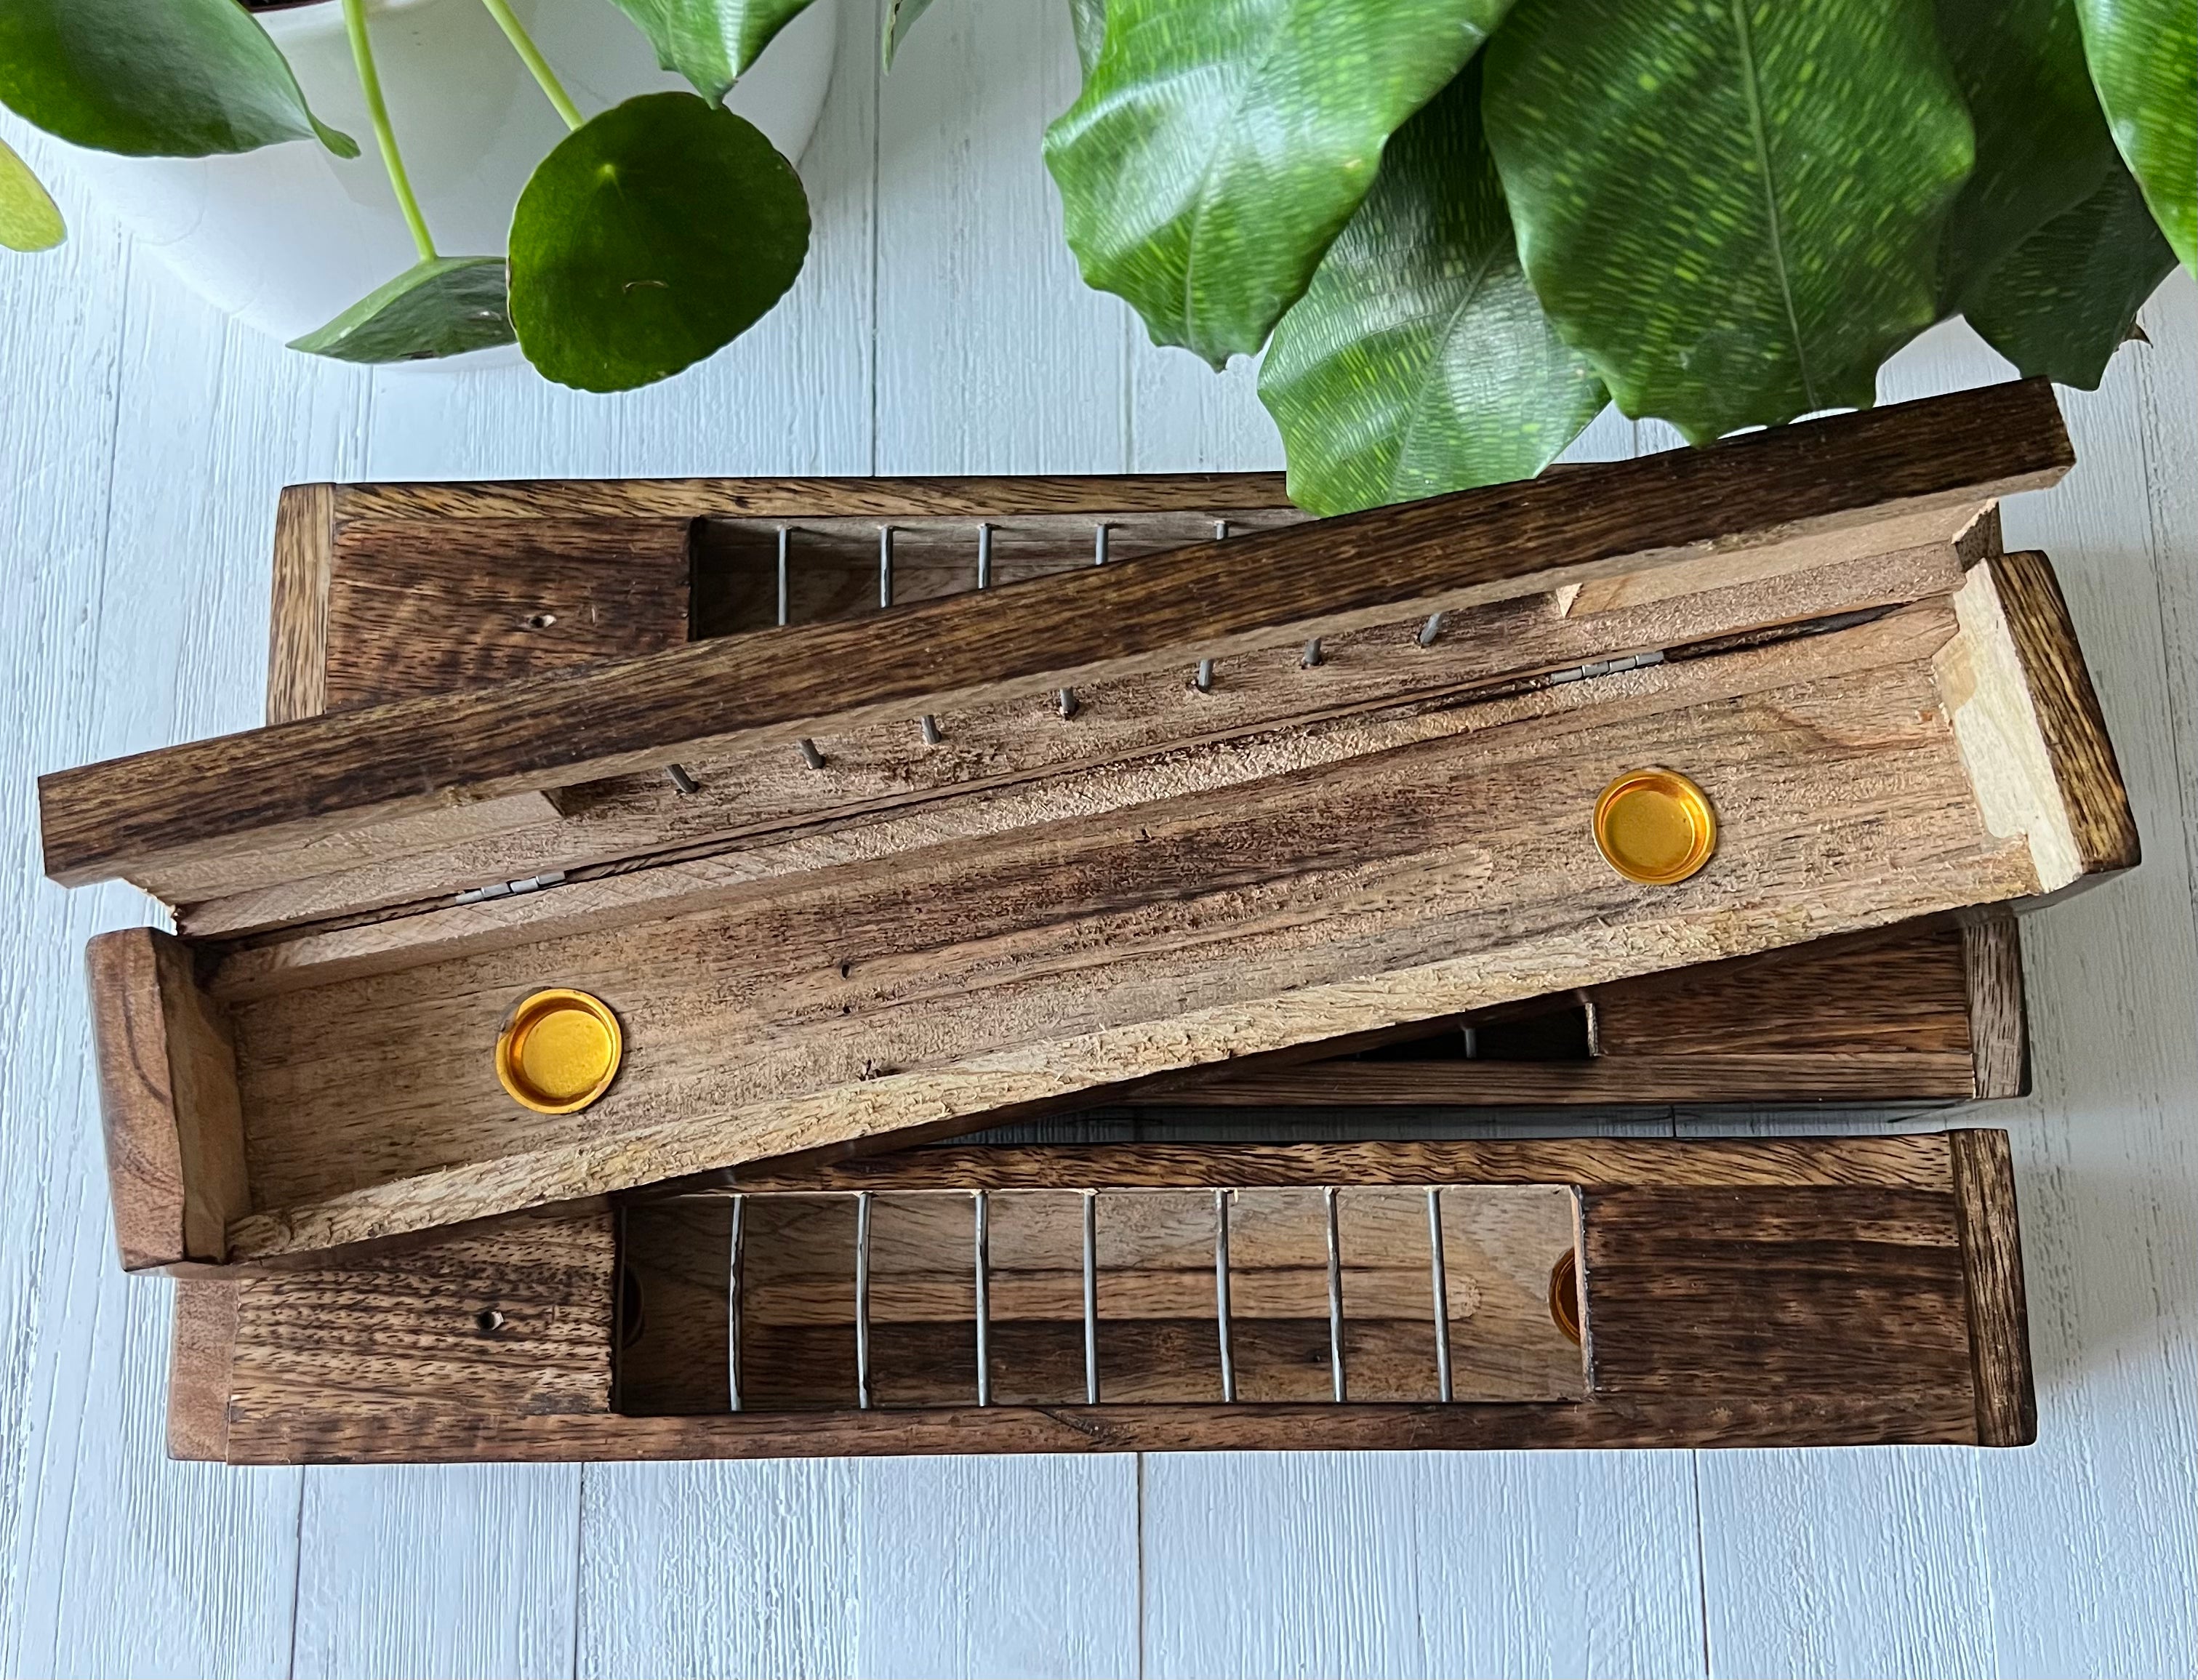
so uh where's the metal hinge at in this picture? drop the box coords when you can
[1546,648,1666,686]
[454,870,567,907]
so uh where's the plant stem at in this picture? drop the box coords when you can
[479,0,585,132]
[341,0,436,262]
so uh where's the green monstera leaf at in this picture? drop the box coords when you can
[0,0,355,158]
[2074,0,2197,271]
[509,92,809,393]
[603,0,816,103]
[1483,0,1974,444]
[1260,65,1606,515]
[1,134,65,252]
[1043,0,1516,366]
[1967,156,2177,387]
[291,257,516,363]
[1935,0,2121,309]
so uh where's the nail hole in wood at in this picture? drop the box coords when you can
[525,613,557,630]
[475,1308,508,1336]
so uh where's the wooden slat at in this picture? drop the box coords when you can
[85,927,248,1270]
[267,483,335,728]
[1949,1128,2037,1446]
[1962,909,2029,1099]
[39,380,2072,896]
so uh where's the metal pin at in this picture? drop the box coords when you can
[920,714,944,745]
[665,762,699,795]
[878,526,894,609]
[1093,523,1110,566]
[775,526,790,627]
[1082,1190,1099,1404]
[1324,1186,1345,1403]
[1419,612,1445,648]
[727,1194,746,1412]
[976,522,994,590]
[855,1191,874,1411]
[1193,657,1215,694]
[1301,637,1323,670]
[1213,519,1230,542]
[1427,1187,1453,1402]
[797,737,826,771]
[1215,1189,1237,1402]
[974,1190,992,1407]
[1056,687,1079,720]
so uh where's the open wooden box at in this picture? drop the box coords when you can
[47,379,2129,1279]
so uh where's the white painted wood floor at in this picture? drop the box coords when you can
[2,1,2194,1673]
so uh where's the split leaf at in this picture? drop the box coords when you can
[1966,156,2177,387]
[508,92,809,393]
[1483,0,1973,443]
[603,0,817,103]
[0,134,65,252]
[290,257,515,363]
[1043,0,1516,366]
[2074,0,2197,271]
[0,0,356,158]
[1260,64,1605,515]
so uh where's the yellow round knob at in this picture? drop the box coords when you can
[496,988,623,1114]
[1592,768,1717,885]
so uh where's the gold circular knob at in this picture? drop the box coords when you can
[496,988,623,1114]
[1592,768,1717,885]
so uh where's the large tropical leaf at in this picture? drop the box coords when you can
[1043,0,1516,367]
[291,257,516,363]
[604,0,815,102]
[1967,156,2177,387]
[2074,0,2197,271]
[1483,0,1974,445]
[1260,65,1605,515]
[0,133,65,252]
[509,92,809,392]
[1935,0,2119,309]
[0,0,355,158]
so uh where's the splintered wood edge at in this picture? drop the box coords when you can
[1948,1128,2037,1447]
[39,379,2074,892]
[1939,551,2137,894]
[86,928,249,1270]
[1961,910,2029,1100]
[268,484,335,728]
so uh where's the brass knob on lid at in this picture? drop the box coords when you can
[1592,768,1717,885]
[496,988,623,1114]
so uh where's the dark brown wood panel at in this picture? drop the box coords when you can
[41,379,2071,894]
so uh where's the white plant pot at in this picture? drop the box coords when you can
[48,0,839,353]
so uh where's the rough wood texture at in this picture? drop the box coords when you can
[266,482,335,728]
[38,379,2072,896]
[206,603,2076,1263]
[1962,909,2029,1099]
[84,927,248,1270]
[1949,1128,2037,1446]
[322,518,694,710]
[173,1133,2034,1461]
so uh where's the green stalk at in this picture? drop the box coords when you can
[341,0,436,262]
[479,0,585,132]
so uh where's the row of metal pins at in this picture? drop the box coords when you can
[801,1183,1461,1413]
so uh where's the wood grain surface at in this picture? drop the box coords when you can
[177,1133,2021,1460]
[3,12,2189,1668]
[37,379,2068,899]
